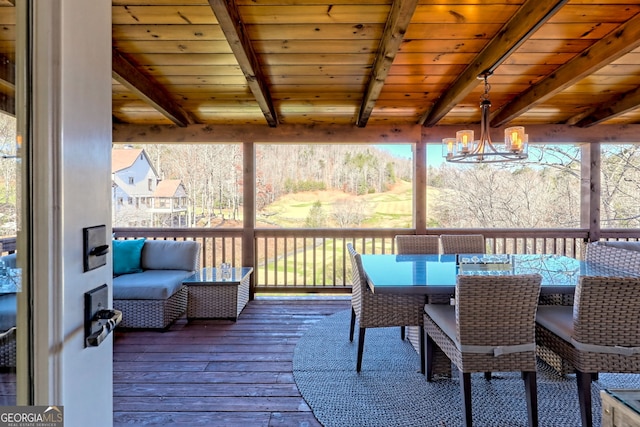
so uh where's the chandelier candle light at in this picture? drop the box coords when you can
[443,73,528,163]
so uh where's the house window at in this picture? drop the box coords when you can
[128,176,134,185]
[117,197,123,206]
[148,178,153,191]
[128,197,133,205]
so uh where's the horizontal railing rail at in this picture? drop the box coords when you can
[113,228,245,271]
[109,227,640,295]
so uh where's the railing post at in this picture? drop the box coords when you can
[582,142,600,242]
[243,142,256,300]
[415,140,427,234]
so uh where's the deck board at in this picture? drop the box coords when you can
[113,297,350,427]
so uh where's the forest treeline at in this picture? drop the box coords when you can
[141,144,412,226]
[138,143,640,229]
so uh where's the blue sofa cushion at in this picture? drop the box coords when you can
[113,239,146,275]
[113,270,193,300]
[0,254,16,269]
[0,294,16,331]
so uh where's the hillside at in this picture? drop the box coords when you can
[259,180,442,228]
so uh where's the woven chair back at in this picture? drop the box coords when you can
[585,242,640,275]
[395,235,439,254]
[346,243,365,315]
[347,243,424,329]
[440,234,485,254]
[455,274,542,347]
[573,276,640,347]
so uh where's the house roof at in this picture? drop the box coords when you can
[112,148,145,173]
[153,179,184,198]
[4,1,640,144]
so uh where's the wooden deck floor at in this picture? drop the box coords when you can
[113,297,350,426]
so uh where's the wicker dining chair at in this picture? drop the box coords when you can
[536,276,640,427]
[537,242,640,377]
[585,241,640,274]
[395,234,441,360]
[395,235,440,255]
[440,234,486,254]
[346,243,426,373]
[424,274,542,427]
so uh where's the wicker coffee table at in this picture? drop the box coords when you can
[183,267,252,321]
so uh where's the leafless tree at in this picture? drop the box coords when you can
[430,145,581,228]
[600,144,640,228]
[0,114,17,235]
[113,204,149,227]
[332,199,368,227]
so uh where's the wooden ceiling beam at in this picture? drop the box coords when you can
[0,93,14,117]
[491,13,640,127]
[112,123,640,145]
[0,53,14,117]
[112,49,194,127]
[356,0,419,128]
[571,85,640,128]
[420,0,568,127]
[209,0,278,127]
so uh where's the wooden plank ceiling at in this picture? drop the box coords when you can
[7,1,640,142]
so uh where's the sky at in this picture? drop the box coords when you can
[377,144,445,167]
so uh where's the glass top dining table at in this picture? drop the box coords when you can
[360,253,638,295]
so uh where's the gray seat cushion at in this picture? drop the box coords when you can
[113,270,193,300]
[536,305,574,342]
[141,240,200,271]
[424,303,456,342]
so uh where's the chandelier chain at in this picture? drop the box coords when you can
[481,74,491,103]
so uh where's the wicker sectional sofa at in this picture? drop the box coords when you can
[113,239,201,329]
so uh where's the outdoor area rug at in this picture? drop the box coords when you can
[293,309,640,427]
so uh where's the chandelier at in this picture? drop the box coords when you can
[442,73,528,163]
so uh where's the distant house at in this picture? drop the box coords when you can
[112,147,188,227]
[149,179,188,227]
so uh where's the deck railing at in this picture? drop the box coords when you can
[113,227,640,295]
